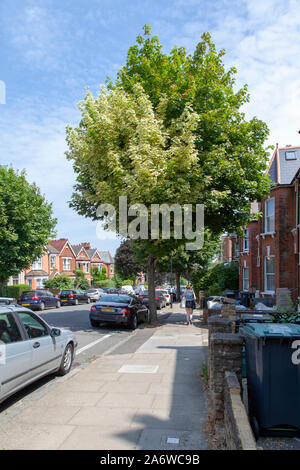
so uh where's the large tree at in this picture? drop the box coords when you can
[114,240,145,284]
[0,167,57,285]
[66,26,271,322]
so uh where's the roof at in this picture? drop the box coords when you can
[86,248,98,259]
[267,145,300,185]
[72,245,83,257]
[47,244,59,255]
[25,270,49,278]
[98,251,113,264]
[49,239,69,253]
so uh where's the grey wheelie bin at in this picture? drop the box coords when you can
[240,323,300,438]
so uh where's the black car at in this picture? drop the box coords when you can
[102,287,119,294]
[17,290,61,311]
[59,289,91,306]
[90,294,150,330]
[138,290,166,310]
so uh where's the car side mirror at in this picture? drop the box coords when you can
[50,328,61,337]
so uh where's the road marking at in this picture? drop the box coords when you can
[76,335,111,355]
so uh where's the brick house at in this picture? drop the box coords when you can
[220,234,239,264]
[98,251,114,278]
[238,144,300,302]
[49,239,76,280]
[72,243,93,285]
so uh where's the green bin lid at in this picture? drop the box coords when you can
[241,323,300,338]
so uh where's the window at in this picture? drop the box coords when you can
[50,254,56,269]
[12,276,19,285]
[243,268,249,291]
[36,278,44,288]
[285,151,296,160]
[265,256,275,292]
[32,257,42,270]
[243,229,249,252]
[265,198,275,233]
[63,258,71,271]
[17,312,49,339]
[0,313,22,344]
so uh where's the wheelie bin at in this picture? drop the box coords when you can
[240,323,300,438]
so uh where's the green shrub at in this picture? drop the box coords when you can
[0,284,31,299]
[44,275,74,290]
[94,279,115,288]
[122,279,133,286]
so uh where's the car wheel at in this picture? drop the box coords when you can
[130,315,138,330]
[90,320,99,327]
[146,309,151,324]
[75,299,79,305]
[57,343,73,376]
[39,302,45,311]
[56,301,61,308]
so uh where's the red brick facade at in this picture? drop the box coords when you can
[238,184,298,302]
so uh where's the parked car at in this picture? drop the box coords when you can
[138,290,166,310]
[156,289,171,305]
[90,294,150,330]
[85,288,105,302]
[17,290,61,311]
[102,287,119,294]
[121,285,134,294]
[0,304,77,405]
[59,289,91,305]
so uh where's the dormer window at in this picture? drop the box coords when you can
[285,150,296,160]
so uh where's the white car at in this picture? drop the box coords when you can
[0,304,77,405]
[85,288,105,302]
[156,289,171,305]
[121,285,134,294]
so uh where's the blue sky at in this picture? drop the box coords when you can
[1,0,299,255]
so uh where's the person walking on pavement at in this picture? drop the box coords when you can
[182,285,196,325]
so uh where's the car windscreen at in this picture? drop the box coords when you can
[86,289,97,293]
[21,291,36,298]
[60,290,74,294]
[99,295,131,304]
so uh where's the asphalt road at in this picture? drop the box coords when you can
[38,302,154,365]
[0,302,172,414]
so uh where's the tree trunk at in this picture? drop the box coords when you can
[147,254,157,324]
[175,272,181,302]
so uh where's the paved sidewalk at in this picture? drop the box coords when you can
[0,306,209,450]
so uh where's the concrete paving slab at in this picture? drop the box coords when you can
[59,425,141,450]
[68,407,137,427]
[0,422,74,450]
[11,405,81,425]
[99,380,151,394]
[118,364,159,374]
[36,391,105,407]
[96,393,155,409]
[136,428,208,450]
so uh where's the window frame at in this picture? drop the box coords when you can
[16,311,51,340]
[285,150,296,161]
[62,257,71,271]
[264,256,275,293]
[265,198,275,233]
[243,267,250,291]
[0,312,24,344]
[243,229,249,252]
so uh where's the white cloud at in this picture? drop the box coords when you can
[168,0,300,150]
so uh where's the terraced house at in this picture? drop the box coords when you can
[222,144,300,303]
[7,238,114,288]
